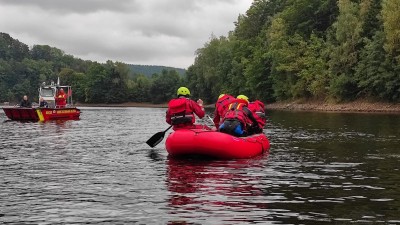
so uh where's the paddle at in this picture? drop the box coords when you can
[206,114,214,125]
[146,125,173,148]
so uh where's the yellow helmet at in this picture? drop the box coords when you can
[236,94,249,103]
[177,87,190,96]
[218,94,226,99]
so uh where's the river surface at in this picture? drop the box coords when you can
[0,107,399,224]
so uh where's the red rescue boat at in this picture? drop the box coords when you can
[2,107,80,121]
[2,79,80,122]
[165,128,270,159]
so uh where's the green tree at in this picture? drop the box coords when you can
[84,62,108,103]
[0,33,29,61]
[328,0,371,101]
[382,0,400,60]
[104,61,129,103]
[150,69,182,104]
[128,74,151,102]
[188,35,236,102]
[59,68,86,103]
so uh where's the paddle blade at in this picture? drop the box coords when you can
[146,131,166,148]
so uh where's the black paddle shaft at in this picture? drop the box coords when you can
[146,125,173,148]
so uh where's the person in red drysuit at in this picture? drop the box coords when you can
[55,88,67,108]
[247,100,266,134]
[219,95,257,137]
[166,87,207,130]
[212,93,235,130]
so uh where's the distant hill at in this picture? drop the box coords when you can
[127,64,186,77]
[0,32,188,103]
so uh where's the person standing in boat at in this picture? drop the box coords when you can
[219,95,258,137]
[247,100,266,135]
[212,93,235,130]
[19,95,32,108]
[55,88,67,108]
[39,97,49,108]
[166,87,206,130]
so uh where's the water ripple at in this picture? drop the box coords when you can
[0,108,399,224]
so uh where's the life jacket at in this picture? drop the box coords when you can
[167,98,195,125]
[213,94,235,129]
[248,100,266,129]
[57,89,66,99]
[223,99,251,129]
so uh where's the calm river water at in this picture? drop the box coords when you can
[0,107,399,224]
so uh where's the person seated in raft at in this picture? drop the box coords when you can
[247,100,266,135]
[39,97,49,108]
[166,87,209,130]
[55,88,67,108]
[212,93,235,130]
[219,95,258,137]
[19,95,32,108]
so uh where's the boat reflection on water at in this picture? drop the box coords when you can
[165,156,270,224]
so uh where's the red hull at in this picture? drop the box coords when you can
[2,107,80,121]
[165,129,270,159]
[39,108,80,121]
[2,107,39,121]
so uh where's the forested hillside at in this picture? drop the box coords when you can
[0,32,185,104]
[187,0,400,103]
[2,0,399,106]
[127,64,186,78]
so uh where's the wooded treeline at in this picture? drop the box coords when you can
[186,0,400,103]
[2,0,399,105]
[0,32,184,104]
[127,64,186,78]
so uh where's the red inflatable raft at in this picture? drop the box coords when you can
[165,128,270,159]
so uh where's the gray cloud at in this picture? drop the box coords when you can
[0,0,138,13]
[0,0,252,68]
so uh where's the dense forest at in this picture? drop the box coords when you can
[127,64,186,78]
[186,0,400,104]
[2,0,399,105]
[0,32,185,104]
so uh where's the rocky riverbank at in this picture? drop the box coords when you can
[265,100,400,113]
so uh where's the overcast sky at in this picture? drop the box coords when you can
[0,0,253,69]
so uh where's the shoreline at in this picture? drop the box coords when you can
[73,100,400,113]
[265,100,400,113]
